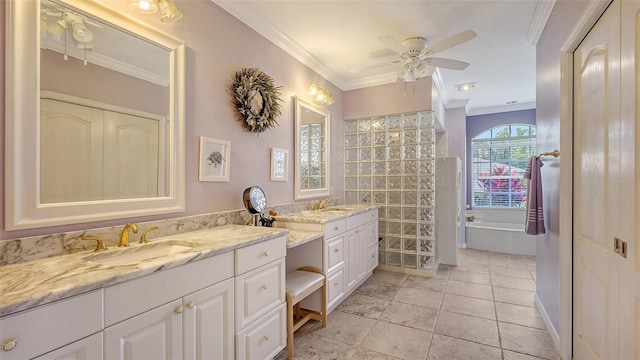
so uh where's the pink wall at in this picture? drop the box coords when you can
[343,77,432,120]
[1,0,344,240]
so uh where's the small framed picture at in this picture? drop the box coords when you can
[199,137,230,182]
[271,147,289,181]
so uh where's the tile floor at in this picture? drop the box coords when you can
[275,248,560,360]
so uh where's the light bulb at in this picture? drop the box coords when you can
[159,0,183,22]
[308,82,319,96]
[131,0,158,14]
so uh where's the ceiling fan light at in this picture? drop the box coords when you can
[71,20,93,43]
[415,63,429,76]
[47,20,66,40]
[159,0,183,22]
[131,0,158,14]
[398,67,409,79]
[405,69,416,82]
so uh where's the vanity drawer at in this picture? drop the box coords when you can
[324,219,346,239]
[346,209,377,230]
[235,258,285,329]
[0,290,102,360]
[105,251,233,327]
[324,235,345,273]
[236,302,286,360]
[236,236,286,275]
[326,266,345,310]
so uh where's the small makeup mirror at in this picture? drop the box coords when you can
[243,186,267,225]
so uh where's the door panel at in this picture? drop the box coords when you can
[573,1,620,359]
[619,1,639,358]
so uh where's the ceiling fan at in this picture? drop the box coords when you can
[374,29,477,82]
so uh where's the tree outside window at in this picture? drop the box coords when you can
[471,125,536,208]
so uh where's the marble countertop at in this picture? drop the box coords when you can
[275,205,378,224]
[0,225,287,317]
[285,229,324,249]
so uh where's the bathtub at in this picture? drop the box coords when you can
[465,210,536,255]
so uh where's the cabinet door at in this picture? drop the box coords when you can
[104,299,182,360]
[345,229,359,292]
[34,333,102,360]
[183,278,234,360]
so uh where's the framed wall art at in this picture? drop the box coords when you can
[270,147,289,181]
[199,137,230,182]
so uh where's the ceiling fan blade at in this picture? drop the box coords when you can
[422,57,470,70]
[420,29,477,57]
[377,36,408,55]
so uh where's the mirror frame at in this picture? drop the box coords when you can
[5,0,186,230]
[294,96,330,200]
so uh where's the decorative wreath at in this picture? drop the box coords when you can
[230,68,283,133]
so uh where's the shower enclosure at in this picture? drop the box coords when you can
[344,111,436,275]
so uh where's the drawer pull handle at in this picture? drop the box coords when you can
[175,306,184,314]
[262,284,268,290]
[1,338,17,352]
[263,251,269,257]
[263,336,269,341]
[186,301,194,309]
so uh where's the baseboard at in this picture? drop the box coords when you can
[534,294,561,355]
[376,264,434,277]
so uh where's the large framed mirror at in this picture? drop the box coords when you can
[294,96,330,199]
[5,0,185,230]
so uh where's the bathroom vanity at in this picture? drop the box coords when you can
[0,206,378,360]
[277,205,378,312]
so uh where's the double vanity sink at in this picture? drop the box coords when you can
[0,205,378,360]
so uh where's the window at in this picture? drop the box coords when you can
[471,124,536,208]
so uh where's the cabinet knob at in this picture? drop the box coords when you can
[334,282,339,287]
[263,336,269,341]
[334,227,339,231]
[175,306,184,314]
[334,249,339,253]
[2,338,18,352]
[186,301,194,309]
[263,251,269,257]
[262,284,268,290]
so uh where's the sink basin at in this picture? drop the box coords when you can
[81,240,201,266]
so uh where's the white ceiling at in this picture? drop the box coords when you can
[215,0,555,115]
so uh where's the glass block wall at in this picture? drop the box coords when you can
[344,111,436,273]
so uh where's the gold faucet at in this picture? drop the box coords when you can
[318,199,329,210]
[117,223,139,247]
[82,235,107,251]
[139,226,159,244]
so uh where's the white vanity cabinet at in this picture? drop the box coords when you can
[278,208,378,312]
[0,290,103,360]
[103,251,235,360]
[234,237,287,360]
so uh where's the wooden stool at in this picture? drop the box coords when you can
[285,266,327,359]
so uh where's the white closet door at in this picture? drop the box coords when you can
[103,111,160,200]
[572,1,621,359]
[619,1,639,358]
[40,99,104,203]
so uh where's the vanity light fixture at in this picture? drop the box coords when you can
[131,0,183,22]
[307,82,334,105]
[130,0,159,14]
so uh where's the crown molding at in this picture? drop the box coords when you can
[213,0,346,89]
[466,101,536,116]
[526,0,556,45]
